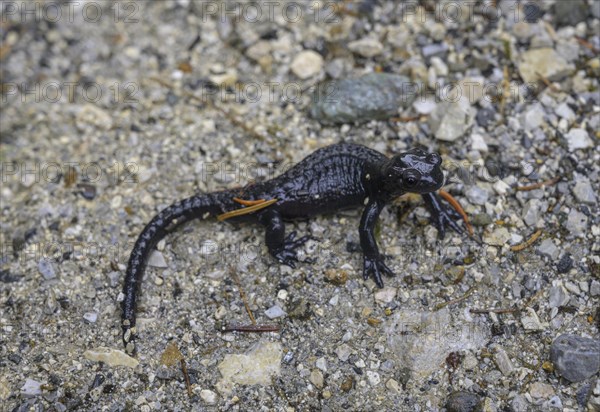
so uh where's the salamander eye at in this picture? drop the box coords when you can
[427,153,441,164]
[403,170,421,187]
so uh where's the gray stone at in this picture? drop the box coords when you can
[21,378,42,397]
[537,239,559,259]
[555,102,576,123]
[413,98,437,115]
[522,199,541,226]
[494,347,515,376]
[348,37,384,58]
[564,209,588,237]
[550,334,600,382]
[465,186,489,206]
[310,73,417,124]
[587,379,600,410]
[290,50,323,79]
[510,394,529,412]
[83,347,139,368]
[520,103,546,131]
[518,48,573,84]
[521,307,543,331]
[310,369,324,389]
[422,42,449,58]
[200,389,218,405]
[217,341,282,393]
[530,381,554,399]
[572,181,597,205]
[429,97,475,142]
[445,391,480,412]
[547,395,563,410]
[484,227,511,246]
[565,128,593,152]
[38,259,56,280]
[385,308,489,378]
[148,251,168,268]
[549,285,570,308]
[335,344,351,362]
[593,1,600,19]
[83,312,98,323]
[554,0,588,27]
[590,280,600,297]
[264,305,286,319]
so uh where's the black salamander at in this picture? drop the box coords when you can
[121,143,464,353]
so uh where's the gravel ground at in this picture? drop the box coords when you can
[1,1,599,411]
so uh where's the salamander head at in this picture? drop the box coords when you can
[381,148,444,196]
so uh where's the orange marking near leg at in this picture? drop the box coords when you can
[233,197,267,206]
[439,190,474,236]
[217,198,278,221]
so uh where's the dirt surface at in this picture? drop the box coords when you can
[1,1,599,411]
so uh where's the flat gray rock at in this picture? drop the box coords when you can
[309,73,417,124]
[550,334,600,382]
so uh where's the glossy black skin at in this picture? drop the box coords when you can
[121,143,463,353]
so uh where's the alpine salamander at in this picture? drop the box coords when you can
[121,142,464,353]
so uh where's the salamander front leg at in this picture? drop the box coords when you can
[359,199,396,288]
[259,209,313,268]
[421,192,464,239]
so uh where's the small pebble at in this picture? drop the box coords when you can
[335,344,351,362]
[38,259,56,280]
[83,312,98,323]
[521,308,543,331]
[537,239,560,259]
[310,369,324,389]
[348,37,384,58]
[556,254,573,274]
[564,209,588,237]
[264,305,286,319]
[548,285,569,308]
[21,378,42,397]
[200,389,218,405]
[565,128,593,152]
[290,50,323,79]
[445,391,480,412]
[494,347,514,376]
[529,381,554,399]
[374,287,397,304]
[572,180,597,205]
[148,251,168,268]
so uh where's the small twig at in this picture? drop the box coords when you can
[434,286,476,311]
[230,272,256,324]
[510,229,543,252]
[217,198,278,221]
[180,359,193,399]
[500,65,510,117]
[470,307,519,314]
[575,36,600,54]
[516,176,561,191]
[439,190,474,236]
[221,324,280,333]
[535,71,560,92]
